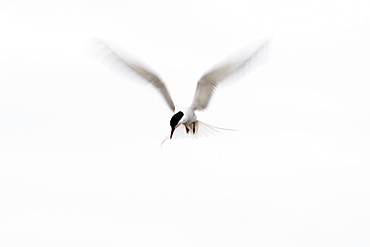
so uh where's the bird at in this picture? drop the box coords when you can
[92,38,269,143]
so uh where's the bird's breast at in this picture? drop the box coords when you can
[183,110,197,124]
[175,106,197,124]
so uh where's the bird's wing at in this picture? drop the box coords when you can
[93,39,175,112]
[190,39,270,111]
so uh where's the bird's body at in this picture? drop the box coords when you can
[93,38,269,142]
[175,106,197,125]
[174,106,197,136]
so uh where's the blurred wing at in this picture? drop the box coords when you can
[92,39,175,112]
[191,39,270,111]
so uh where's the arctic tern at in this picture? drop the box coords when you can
[92,38,269,142]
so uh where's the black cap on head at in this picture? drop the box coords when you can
[170,111,184,128]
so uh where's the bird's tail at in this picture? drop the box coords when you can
[161,120,237,145]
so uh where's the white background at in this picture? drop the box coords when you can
[1,0,369,246]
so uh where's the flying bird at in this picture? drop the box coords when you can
[92,38,269,142]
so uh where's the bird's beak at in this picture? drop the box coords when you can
[170,127,175,139]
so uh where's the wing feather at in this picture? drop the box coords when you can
[93,39,175,111]
[191,39,270,111]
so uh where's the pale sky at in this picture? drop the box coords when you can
[1,0,369,246]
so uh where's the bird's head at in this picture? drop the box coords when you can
[170,111,184,139]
